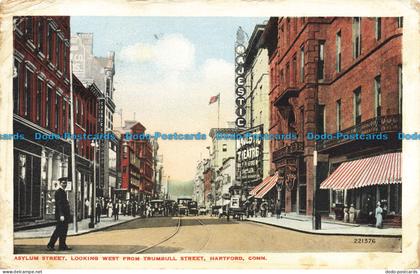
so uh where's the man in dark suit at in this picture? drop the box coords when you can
[47,177,72,251]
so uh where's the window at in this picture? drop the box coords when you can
[76,98,80,125]
[300,46,304,82]
[55,93,59,130]
[63,45,68,75]
[106,78,111,97]
[292,55,297,85]
[37,19,44,52]
[280,69,284,84]
[222,144,227,152]
[352,17,361,58]
[354,87,362,125]
[286,62,290,86]
[286,18,290,45]
[55,36,60,68]
[374,75,381,117]
[26,17,33,41]
[47,25,53,62]
[24,68,32,119]
[13,60,20,113]
[336,31,341,72]
[81,101,84,128]
[36,78,42,123]
[375,18,382,40]
[397,17,403,28]
[46,86,51,128]
[62,100,66,134]
[336,100,342,131]
[398,65,402,114]
[317,105,325,134]
[318,41,325,80]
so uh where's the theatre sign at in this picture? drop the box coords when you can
[236,125,264,188]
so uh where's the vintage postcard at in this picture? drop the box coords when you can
[0,0,419,270]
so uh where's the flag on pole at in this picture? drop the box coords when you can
[209,94,220,105]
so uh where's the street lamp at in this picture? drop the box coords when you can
[89,140,99,228]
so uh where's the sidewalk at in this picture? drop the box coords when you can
[14,215,141,239]
[245,213,402,237]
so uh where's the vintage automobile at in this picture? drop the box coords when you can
[177,197,192,215]
[150,200,165,217]
[188,201,199,216]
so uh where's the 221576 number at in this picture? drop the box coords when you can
[353,238,376,244]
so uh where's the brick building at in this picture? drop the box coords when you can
[72,76,100,219]
[264,17,402,222]
[13,16,72,226]
[118,121,154,202]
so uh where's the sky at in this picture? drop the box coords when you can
[71,16,266,182]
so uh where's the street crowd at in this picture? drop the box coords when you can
[86,198,180,223]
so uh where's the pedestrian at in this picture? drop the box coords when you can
[84,198,90,219]
[132,201,137,217]
[113,200,119,221]
[260,199,268,217]
[218,206,223,218]
[349,204,356,223]
[95,199,101,223]
[107,201,113,218]
[343,204,349,223]
[122,202,127,216]
[118,200,122,216]
[47,177,71,251]
[375,201,383,228]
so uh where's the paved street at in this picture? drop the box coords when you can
[14,216,401,254]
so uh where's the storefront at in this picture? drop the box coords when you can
[14,118,71,224]
[321,152,402,225]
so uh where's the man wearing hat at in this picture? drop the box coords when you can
[47,177,72,251]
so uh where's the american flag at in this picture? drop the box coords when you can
[209,94,219,105]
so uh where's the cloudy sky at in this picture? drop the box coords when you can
[71,17,266,182]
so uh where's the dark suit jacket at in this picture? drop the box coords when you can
[55,188,71,222]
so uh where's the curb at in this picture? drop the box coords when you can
[14,216,143,239]
[245,219,402,238]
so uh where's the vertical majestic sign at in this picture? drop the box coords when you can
[235,27,247,128]
[97,97,106,188]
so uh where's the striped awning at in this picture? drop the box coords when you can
[320,152,401,190]
[255,173,280,198]
[249,175,273,196]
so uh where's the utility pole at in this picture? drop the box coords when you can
[69,59,78,233]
